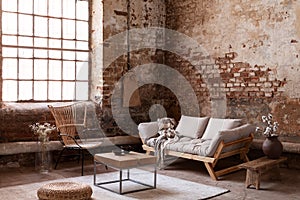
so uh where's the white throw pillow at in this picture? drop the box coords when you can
[201,118,242,140]
[175,115,209,138]
[138,122,159,143]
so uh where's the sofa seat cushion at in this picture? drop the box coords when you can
[146,136,212,157]
[165,138,212,156]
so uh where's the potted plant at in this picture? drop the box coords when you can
[256,114,283,159]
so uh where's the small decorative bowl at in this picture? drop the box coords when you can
[112,149,129,156]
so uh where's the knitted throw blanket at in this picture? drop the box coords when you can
[155,128,179,168]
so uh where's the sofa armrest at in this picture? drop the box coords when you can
[137,122,159,144]
[205,123,255,157]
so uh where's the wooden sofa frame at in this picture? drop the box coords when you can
[141,134,254,180]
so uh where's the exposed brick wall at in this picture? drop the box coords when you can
[0,104,56,142]
[164,0,300,137]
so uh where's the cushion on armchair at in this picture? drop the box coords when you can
[201,118,242,140]
[175,115,209,138]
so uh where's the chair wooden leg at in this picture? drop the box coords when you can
[204,162,218,180]
[54,148,65,169]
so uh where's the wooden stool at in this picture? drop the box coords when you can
[37,182,92,200]
[239,156,287,190]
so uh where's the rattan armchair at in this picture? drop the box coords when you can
[48,101,105,175]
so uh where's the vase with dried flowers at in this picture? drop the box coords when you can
[30,122,56,173]
[256,114,283,159]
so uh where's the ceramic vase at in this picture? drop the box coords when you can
[262,136,283,159]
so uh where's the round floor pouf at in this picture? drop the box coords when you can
[37,182,93,200]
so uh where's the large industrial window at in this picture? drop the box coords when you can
[1,0,89,102]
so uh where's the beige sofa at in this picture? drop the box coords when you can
[138,115,255,180]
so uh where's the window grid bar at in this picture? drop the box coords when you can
[16,0,20,101]
[2,10,88,23]
[32,0,35,101]
[2,33,88,43]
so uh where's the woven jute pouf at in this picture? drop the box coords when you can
[37,182,92,200]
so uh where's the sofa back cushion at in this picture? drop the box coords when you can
[138,121,159,143]
[205,123,255,157]
[175,115,209,138]
[201,118,242,140]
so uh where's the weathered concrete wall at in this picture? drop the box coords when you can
[165,0,300,137]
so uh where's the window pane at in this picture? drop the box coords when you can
[49,81,61,100]
[19,14,33,36]
[49,0,61,17]
[19,81,33,100]
[49,60,61,80]
[34,60,48,80]
[76,1,88,20]
[34,17,48,37]
[19,36,33,47]
[34,49,48,58]
[63,51,75,60]
[19,0,33,14]
[49,50,61,59]
[77,52,88,61]
[2,13,17,34]
[2,0,18,12]
[2,59,18,79]
[76,21,88,40]
[2,35,17,45]
[63,82,75,100]
[34,0,47,15]
[34,81,47,100]
[3,81,17,101]
[63,19,75,39]
[76,41,88,50]
[63,0,75,18]
[63,40,75,49]
[76,62,88,81]
[63,61,75,80]
[76,82,88,100]
[19,59,33,79]
[49,39,61,48]
[34,38,47,47]
[3,47,18,57]
[19,48,33,58]
[49,18,61,38]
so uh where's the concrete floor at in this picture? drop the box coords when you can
[0,156,299,200]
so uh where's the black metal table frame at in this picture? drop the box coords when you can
[94,160,157,195]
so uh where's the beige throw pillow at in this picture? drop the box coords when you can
[175,115,209,138]
[201,118,242,140]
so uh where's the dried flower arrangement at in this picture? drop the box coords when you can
[256,113,279,137]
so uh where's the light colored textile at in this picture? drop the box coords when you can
[204,123,255,156]
[175,115,209,138]
[0,169,230,200]
[138,122,159,143]
[201,118,242,140]
[148,124,254,157]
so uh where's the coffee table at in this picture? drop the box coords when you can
[94,151,157,194]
